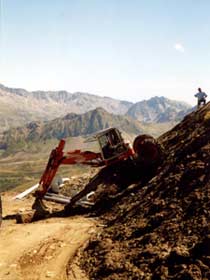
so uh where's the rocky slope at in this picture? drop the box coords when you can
[80,103,210,279]
[127,96,191,123]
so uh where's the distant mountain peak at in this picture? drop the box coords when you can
[127,96,191,123]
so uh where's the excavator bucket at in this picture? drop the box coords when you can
[16,198,50,224]
[32,198,50,213]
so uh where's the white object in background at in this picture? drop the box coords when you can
[12,176,70,200]
[12,183,39,200]
[62,178,70,183]
[50,176,70,193]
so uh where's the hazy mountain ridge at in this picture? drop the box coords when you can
[0,84,133,132]
[127,96,191,122]
[0,84,192,139]
[0,108,146,152]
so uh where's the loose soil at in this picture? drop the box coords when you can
[1,103,210,280]
[0,193,97,280]
[80,104,210,280]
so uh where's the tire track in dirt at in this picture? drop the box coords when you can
[0,217,96,280]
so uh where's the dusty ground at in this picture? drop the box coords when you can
[0,192,97,280]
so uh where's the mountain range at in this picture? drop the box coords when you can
[0,84,132,133]
[0,83,192,134]
[126,96,191,122]
[0,108,147,152]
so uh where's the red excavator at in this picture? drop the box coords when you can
[30,127,162,210]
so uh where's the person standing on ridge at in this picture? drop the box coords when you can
[194,88,207,108]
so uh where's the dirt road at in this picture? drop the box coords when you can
[0,193,97,280]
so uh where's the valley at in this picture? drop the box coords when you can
[0,137,92,192]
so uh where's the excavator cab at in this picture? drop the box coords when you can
[96,128,133,162]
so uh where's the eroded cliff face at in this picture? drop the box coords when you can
[80,103,210,280]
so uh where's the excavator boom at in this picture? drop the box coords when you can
[13,127,162,216]
[35,139,103,198]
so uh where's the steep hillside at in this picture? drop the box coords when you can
[127,96,191,123]
[0,108,145,153]
[80,103,210,279]
[0,83,132,132]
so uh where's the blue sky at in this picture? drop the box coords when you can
[1,0,210,105]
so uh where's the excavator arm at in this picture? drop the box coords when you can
[11,129,163,221]
[35,139,103,198]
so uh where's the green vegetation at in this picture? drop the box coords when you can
[0,137,95,193]
[0,156,90,193]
